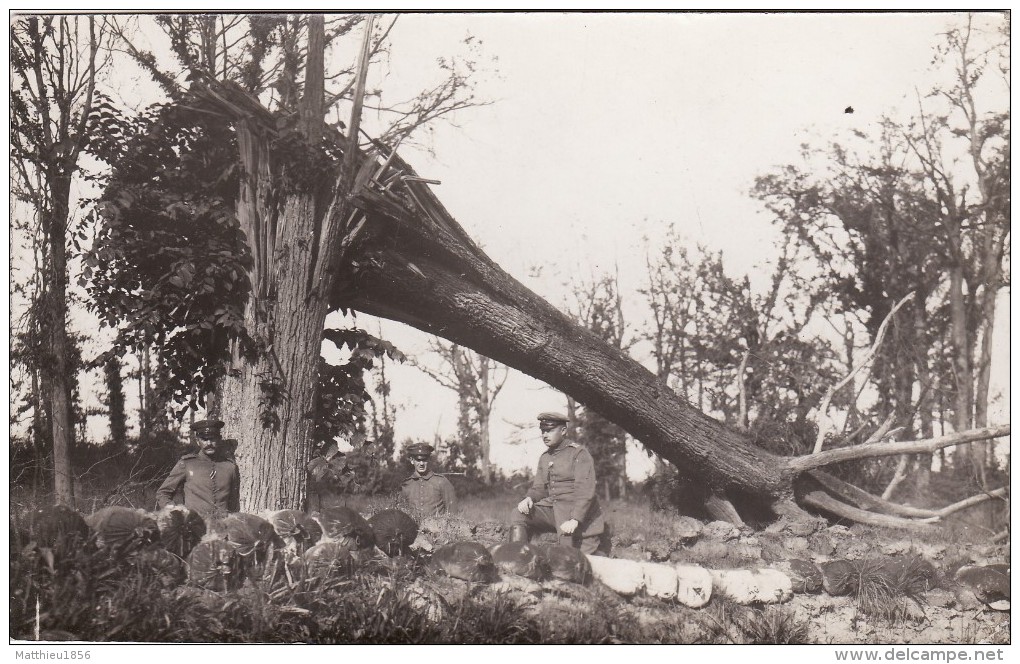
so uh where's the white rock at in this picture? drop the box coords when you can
[586,555,645,597]
[710,568,793,604]
[674,564,713,608]
[640,561,679,600]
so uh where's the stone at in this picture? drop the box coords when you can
[787,519,821,537]
[702,520,740,541]
[807,534,836,556]
[785,537,809,553]
[673,516,704,541]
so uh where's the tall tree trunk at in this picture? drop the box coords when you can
[219,196,327,511]
[477,357,493,484]
[210,15,370,511]
[105,355,127,446]
[948,265,976,480]
[45,176,75,507]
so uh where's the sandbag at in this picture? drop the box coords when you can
[710,568,792,604]
[187,539,244,591]
[154,505,206,558]
[132,546,187,586]
[368,509,418,557]
[303,541,353,578]
[266,510,323,554]
[641,561,680,600]
[586,555,644,596]
[430,541,496,582]
[537,544,591,585]
[819,559,856,596]
[86,506,160,552]
[314,506,376,551]
[28,505,89,548]
[491,542,543,580]
[675,564,713,608]
[209,513,278,557]
[788,559,823,594]
[955,565,1010,610]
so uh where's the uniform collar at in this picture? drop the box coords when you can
[544,440,573,455]
[409,470,435,481]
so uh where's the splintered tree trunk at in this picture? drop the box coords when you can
[217,197,324,512]
[338,184,792,509]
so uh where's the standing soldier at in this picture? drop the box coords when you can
[511,412,606,554]
[156,419,240,517]
[401,443,457,515]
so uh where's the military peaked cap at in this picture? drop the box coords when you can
[537,412,569,424]
[192,419,225,433]
[405,443,435,459]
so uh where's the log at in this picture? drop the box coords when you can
[337,184,791,507]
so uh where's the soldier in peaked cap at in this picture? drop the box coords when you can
[401,442,457,515]
[510,412,606,555]
[156,419,240,517]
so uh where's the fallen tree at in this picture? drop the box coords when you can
[191,74,1009,526]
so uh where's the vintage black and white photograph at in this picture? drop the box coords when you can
[8,9,1011,649]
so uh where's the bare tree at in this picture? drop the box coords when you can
[11,15,109,506]
[414,341,508,484]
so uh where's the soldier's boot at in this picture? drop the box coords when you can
[509,525,530,544]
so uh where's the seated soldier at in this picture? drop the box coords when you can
[511,412,606,554]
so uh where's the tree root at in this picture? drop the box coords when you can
[799,490,936,531]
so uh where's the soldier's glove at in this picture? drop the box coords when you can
[517,497,534,515]
[559,519,579,535]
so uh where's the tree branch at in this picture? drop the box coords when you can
[936,487,1007,518]
[790,424,1010,473]
[813,292,913,453]
[800,490,936,530]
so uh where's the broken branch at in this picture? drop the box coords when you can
[813,293,913,454]
[790,424,1010,473]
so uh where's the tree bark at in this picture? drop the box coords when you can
[949,265,976,477]
[45,175,75,507]
[218,196,325,511]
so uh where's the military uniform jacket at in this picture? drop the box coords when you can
[401,471,456,515]
[526,441,602,523]
[155,453,240,516]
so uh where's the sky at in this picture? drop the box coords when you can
[13,11,1009,480]
[327,11,1010,476]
